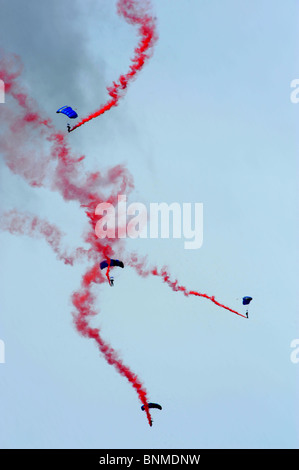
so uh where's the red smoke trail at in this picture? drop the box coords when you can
[153,268,247,318]
[1,44,153,424]
[157,268,245,319]
[105,258,111,284]
[0,0,244,432]
[69,0,158,132]
[1,215,153,424]
[127,259,247,318]
[72,264,153,427]
[0,210,96,266]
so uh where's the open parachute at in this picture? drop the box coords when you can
[242,296,253,305]
[141,403,162,411]
[56,106,78,119]
[100,259,124,270]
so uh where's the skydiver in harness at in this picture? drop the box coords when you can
[109,276,114,287]
[67,123,71,133]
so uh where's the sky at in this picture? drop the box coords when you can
[0,0,298,449]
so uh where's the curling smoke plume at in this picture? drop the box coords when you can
[0,0,155,425]
[69,0,158,132]
[0,210,94,266]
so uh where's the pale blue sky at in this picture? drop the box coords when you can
[0,0,298,448]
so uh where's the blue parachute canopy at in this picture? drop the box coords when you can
[100,259,124,270]
[56,106,78,119]
[242,296,253,305]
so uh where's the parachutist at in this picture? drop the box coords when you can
[67,124,71,133]
[246,310,248,318]
[141,403,161,426]
[100,259,124,285]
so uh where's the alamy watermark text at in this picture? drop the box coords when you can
[290,339,299,364]
[95,196,203,249]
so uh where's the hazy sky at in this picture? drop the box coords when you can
[0,0,298,449]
